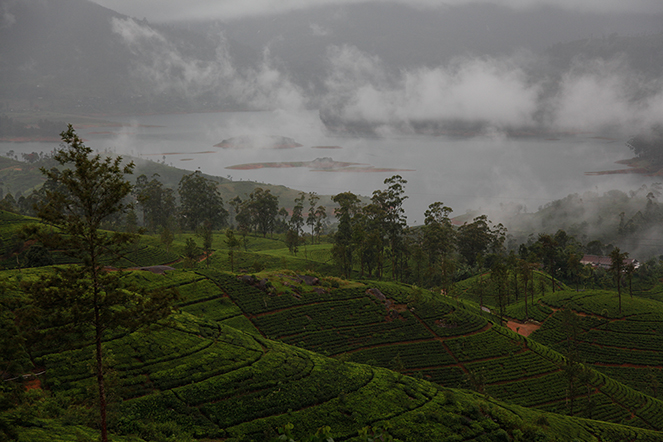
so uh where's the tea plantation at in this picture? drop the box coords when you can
[526,290,663,402]
[3,214,663,441]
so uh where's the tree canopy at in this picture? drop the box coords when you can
[178,171,227,230]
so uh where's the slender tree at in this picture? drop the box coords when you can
[178,171,227,230]
[197,220,214,268]
[424,203,455,263]
[286,193,306,254]
[519,259,534,320]
[225,229,240,273]
[491,259,508,325]
[22,125,176,442]
[184,237,200,268]
[331,192,362,278]
[625,262,635,298]
[609,247,628,314]
[537,233,559,293]
[306,192,320,241]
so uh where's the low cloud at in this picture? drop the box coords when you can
[323,45,663,135]
[551,59,663,133]
[309,23,330,37]
[111,17,307,111]
[324,46,540,128]
[112,18,663,136]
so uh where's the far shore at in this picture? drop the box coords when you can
[0,136,61,143]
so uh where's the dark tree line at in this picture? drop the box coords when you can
[329,176,508,287]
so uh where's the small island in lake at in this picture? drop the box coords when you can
[215,135,303,149]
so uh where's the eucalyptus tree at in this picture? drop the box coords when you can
[370,175,408,280]
[287,192,306,254]
[254,188,280,237]
[22,125,176,442]
[238,187,280,237]
[134,173,176,231]
[457,215,505,267]
[423,201,455,290]
[306,192,320,237]
[197,220,214,268]
[609,247,628,314]
[490,258,508,325]
[225,229,240,272]
[331,191,362,278]
[356,202,384,278]
[536,233,559,293]
[178,171,227,230]
[518,259,536,320]
[307,192,327,244]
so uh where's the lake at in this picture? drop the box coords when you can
[0,110,651,224]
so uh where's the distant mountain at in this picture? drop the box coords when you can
[220,2,663,93]
[0,0,257,114]
[2,0,662,118]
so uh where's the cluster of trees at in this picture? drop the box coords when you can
[329,178,649,322]
[330,176,508,288]
[1,164,329,256]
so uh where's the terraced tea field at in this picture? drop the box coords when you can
[31,304,663,442]
[526,290,663,403]
[115,269,663,433]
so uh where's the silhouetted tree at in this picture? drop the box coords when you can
[178,171,227,230]
[609,247,628,314]
[23,125,176,442]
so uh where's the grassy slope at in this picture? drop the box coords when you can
[0,211,180,269]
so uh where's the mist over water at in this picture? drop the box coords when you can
[3,4,661,225]
[0,110,651,223]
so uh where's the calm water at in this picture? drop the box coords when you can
[0,110,651,222]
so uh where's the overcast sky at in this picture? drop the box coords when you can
[91,0,663,22]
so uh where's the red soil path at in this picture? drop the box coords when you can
[506,320,541,337]
[24,378,41,390]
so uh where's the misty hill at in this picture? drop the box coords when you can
[0,153,340,217]
[3,0,663,119]
[0,0,257,115]
[475,184,663,260]
[220,2,663,92]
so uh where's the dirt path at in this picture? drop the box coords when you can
[505,320,541,337]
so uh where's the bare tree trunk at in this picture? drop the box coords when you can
[95,306,108,442]
[92,255,108,442]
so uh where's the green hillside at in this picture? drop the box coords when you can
[3,209,663,440]
[101,268,663,432]
[523,290,663,399]
[7,284,663,442]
